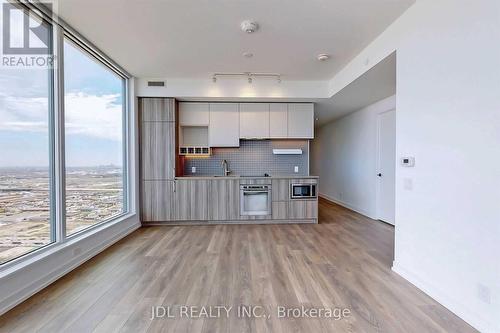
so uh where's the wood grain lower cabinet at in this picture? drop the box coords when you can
[208,179,239,220]
[141,180,174,222]
[272,179,289,201]
[288,200,318,219]
[174,180,209,220]
[272,201,288,220]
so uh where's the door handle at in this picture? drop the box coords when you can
[377,173,382,177]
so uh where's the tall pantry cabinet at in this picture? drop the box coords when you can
[140,98,177,222]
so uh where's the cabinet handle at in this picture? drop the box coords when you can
[173,181,176,192]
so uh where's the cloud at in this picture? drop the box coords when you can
[0,92,123,141]
[65,92,123,141]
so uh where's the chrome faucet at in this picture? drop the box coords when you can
[221,159,231,176]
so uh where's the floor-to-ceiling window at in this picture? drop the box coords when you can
[0,1,129,265]
[0,1,54,264]
[63,38,126,236]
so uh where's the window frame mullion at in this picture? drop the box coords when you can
[52,24,66,242]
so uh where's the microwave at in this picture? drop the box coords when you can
[290,183,317,199]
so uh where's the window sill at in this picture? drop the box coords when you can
[0,212,139,279]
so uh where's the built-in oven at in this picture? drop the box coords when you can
[240,185,272,216]
[290,183,317,199]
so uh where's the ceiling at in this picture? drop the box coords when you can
[314,52,396,126]
[57,0,413,80]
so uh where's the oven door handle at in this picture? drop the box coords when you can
[243,191,269,194]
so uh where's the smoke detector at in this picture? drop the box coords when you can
[317,54,330,61]
[241,20,259,33]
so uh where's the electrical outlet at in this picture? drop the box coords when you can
[294,166,299,173]
[191,167,196,174]
[477,283,491,304]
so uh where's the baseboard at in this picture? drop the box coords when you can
[319,193,377,220]
[0,221,141,316]
[392,261,499,333]
[143,219,317,226]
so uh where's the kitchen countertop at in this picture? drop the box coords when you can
[175,175,319,180]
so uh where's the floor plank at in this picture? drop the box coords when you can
[0,199,477,333]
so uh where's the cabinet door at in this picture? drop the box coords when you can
[272,179,290,201]
[239,103,269,138]
[208,179,240,220]
[141,181,174,221]
[179,102,209,126]
[288,103,314,139]
[288,200,318,219]
[141,122,175,180]
[174,180,209,220]
[272,201,288,220]
[140,98,175,122]
[269,103,288,138]
[209,103,240,147]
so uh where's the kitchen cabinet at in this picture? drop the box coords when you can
[288,103,314,139]
[141,180,175,221]
[179,102,209,126]
[140,98,175,122]
[141,121,175,180]
[272,201,288,220]
[173,179,210,220]
[209,103,240,147]
[208,179,240,220]
[288,200,318,219]
[239,103,269,138]
[272,179,290,201]
[140,97,177,223]
[269,103,288,138]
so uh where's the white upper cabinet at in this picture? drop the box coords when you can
[209,103,240,147]
[269,103,288,138]
[179,102,209,126]
[180,102,313,142]
[239,103,270,139]
[288,103,314,139]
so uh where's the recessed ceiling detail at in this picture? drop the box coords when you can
[56,0,415,80]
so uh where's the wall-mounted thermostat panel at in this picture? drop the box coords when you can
[401,157,415,167]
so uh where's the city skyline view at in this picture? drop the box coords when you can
[1,0,126,265]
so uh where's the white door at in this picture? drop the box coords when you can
[377,109,396,225]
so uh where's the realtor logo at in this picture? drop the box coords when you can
[2,2,51,54]
[2,2,54,68]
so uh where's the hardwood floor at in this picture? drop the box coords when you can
[0,199,476,332]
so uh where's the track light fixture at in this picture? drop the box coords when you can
[211,72,282,84]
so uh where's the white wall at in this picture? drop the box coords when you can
[325,1,500,332]
[311,95,395,219]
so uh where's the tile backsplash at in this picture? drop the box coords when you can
[183,140,309,176]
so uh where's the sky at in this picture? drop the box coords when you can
[0,1,124,168]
